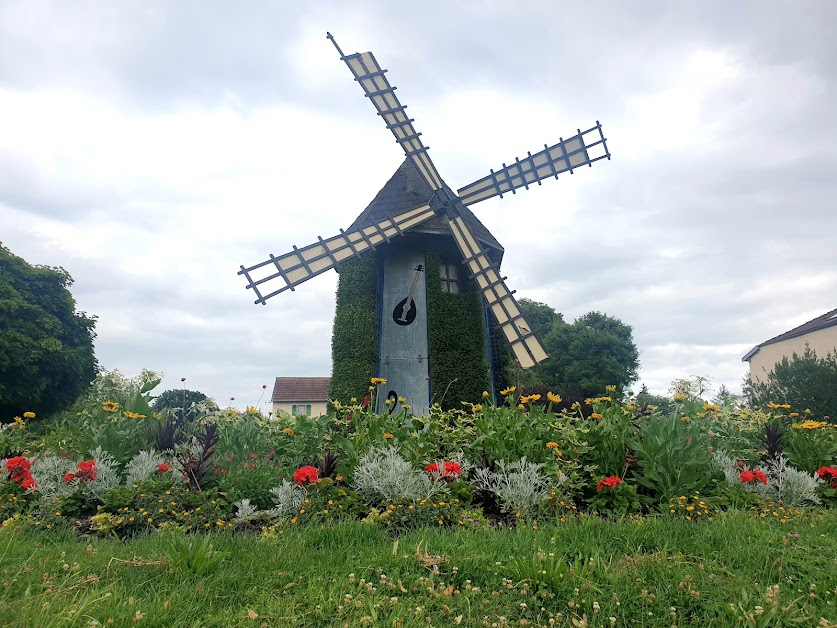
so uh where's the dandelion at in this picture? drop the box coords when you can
[102,401,119,413]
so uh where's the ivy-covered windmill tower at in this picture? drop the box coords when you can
[238,33,610,415]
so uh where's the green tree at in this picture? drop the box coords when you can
[152,388,217,418]
[513,301,639,398]
[0,243,98,419]
[744,344,837,420]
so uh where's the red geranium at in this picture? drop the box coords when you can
[157,462,170,473]
[65,460,97,484]
[425,461,462,480]
[739,469,768,485]
[596,476,622,491]
[5,456,35,490]
[816,466,837,480]
[293,465,319,486]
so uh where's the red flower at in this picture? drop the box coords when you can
[20,476,35,490]
[425,461,463,480]
[5,456,31,474]
[736,460,746,469]
[740,469,768,485]
[64,473,75,483]
[596,476,622,491]
[251,453,258,460]
[293,465,319,486]
[362,396,370,409]
[816,466,837,480]
[157,462,170,473]
[77,460,95,473]
[443,461,462,477]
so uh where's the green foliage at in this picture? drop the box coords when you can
[161,533,227,575]
[329,256,379,406]
[425,250,491,409]
[631,414,719,504]
[215,455,286,510]
[588,480,642,517]
[362,497,482,532]
[152,388,217,420]
[635,383,675,415]
[745,344,837,420]
[514,300,640,398]
[0,243,98,419]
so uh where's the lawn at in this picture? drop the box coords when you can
[2,511,836,627]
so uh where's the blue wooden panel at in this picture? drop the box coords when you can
[377,248,430,416]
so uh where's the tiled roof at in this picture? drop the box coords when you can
[271,377,331,402]
[742,307,837,361]
[346,158,504,259]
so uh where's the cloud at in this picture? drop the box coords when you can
[2,0,836,408]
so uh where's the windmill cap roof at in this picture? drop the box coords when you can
[742,307,837,361]
[271,377,331,402]
[346,158,504,257]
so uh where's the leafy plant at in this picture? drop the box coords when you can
[352,447,449,503]
[631,413,718,504]
[472,457,551,516]
[162,533,227,576]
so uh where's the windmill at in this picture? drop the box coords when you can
[238,33,610,415]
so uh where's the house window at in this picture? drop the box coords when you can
[291,404,312,416]
[439,263,459,294]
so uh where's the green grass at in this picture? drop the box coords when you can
[1,510,836,627]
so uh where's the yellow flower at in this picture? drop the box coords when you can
[703,403,721,412]
[517,404,525,411]
[283,428,295,437]
[124,411,146,419]
[23,411,36,419]
[472,404,483,413]
[571,401,581,410]
[482,391,490,398]
[673,393,686,401]
[402,405,411,410]
[546,442,559,449]
[371,377,387,385]
[383,433,394,440]
[521,394,541,403]
[13,416,24,428]
[789,412,799,418]
[500,386,516,396]
[216,520,225,526]
[680,416,692,423]
[591,412,603,420]
[605,385,617,393]
[102,401,119,413]
[792,420,826,430]
[397,396,406,403]
[547,392,562,404]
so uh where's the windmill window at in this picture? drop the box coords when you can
[291,404,312,416]
[440,263,460,294]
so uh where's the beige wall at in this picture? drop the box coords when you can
[272,400,329,418]
[748,326,837,383]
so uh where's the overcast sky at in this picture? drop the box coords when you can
[2,1,835,410]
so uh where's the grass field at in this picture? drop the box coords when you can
[2,510,836,627]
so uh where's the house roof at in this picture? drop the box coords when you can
[346,158,504,260]
[271,377,331,402]
[742,307,837,362]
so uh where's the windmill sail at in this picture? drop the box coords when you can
[239,203,435,304]
[445,214,548,369]
[456,123,609,207]
[330,36,445,194]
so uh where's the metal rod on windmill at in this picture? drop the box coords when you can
[238,33,611,373]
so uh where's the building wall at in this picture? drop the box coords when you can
[272,400,329,418]
[748,326,837,383]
